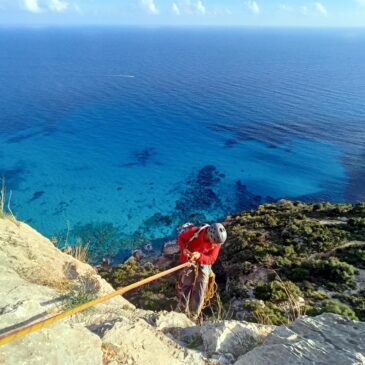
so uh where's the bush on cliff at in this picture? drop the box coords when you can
[99,260,177,311]
[307,300,358,321]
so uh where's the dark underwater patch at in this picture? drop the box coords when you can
[197,165,222,187]
[0,163,28,189]
[174,165,225,222]
[60,221,124,264]
[42,125,58,137]
[234,180,283,212]
[235,180,263,211]
[53,202,70,216]
[6,130,43,144]
[138,213,173,236]
[224,138,238,148]
[66,166,91,172]
[210,121,315,149]
[28,191,45,202]
[344,150,365,203]
[120,147,157,168]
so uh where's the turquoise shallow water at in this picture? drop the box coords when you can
[0,28,364,262]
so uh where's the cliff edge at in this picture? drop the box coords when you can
[0,217,364,365]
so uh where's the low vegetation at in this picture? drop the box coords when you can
[101,201,365,324]
[99,260,178,311]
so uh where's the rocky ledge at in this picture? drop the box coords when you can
[0,217,364,365]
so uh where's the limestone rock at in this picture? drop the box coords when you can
[0,322,103,365]
[235,313,365,365]
[200,320,274,360]
[0,219,133,309]
[145,310,195,331]
[0,218,132,365]
[163,240,180,256]
[102,318,207,365]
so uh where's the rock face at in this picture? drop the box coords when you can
[236,313,365,365]
[200,321,275,361]
[0,217,364,365]
[0,218,207,365]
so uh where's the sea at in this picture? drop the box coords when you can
[0,27,364,262]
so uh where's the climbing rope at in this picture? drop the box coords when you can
[0,261,191,347]
[203,271,218,308]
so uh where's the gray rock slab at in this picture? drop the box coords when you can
[235,314,365,365]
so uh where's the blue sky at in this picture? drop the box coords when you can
[0,0,365,27]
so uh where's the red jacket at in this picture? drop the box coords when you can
[178,227,221,265]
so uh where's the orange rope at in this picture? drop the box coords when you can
[0,261,191,347]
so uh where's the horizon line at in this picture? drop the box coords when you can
[1,24,365,29]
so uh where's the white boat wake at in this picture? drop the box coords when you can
[105,74,135,78]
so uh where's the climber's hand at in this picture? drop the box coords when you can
[190,252,201,261]
[183,249,191,258]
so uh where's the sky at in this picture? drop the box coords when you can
[0,0,365,27]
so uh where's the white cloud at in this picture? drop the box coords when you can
[22,0,42,13]
[278,4,296,13]
[170,1,207,16]
[139,0,159,15]
[195,0,205,14]
[48,0,69,12]
[246,0,260,15]
[172,2,180,15]
[356,0,365,6]
[280,3,329,17]
[73,3,81,13]
[314,2,328,17]
[300,5,309,15]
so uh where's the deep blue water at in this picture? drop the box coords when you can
[1,28,364,262]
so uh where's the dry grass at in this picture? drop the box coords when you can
[63,242,90,263]
[0,177,5,215]
[72,242,90,262]
[271,269,306,322]
[0,177,19,225]
[102,343,128,364]
[36,276,72,293]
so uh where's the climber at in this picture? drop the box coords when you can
[176,223,227,320]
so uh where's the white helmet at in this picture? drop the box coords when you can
[207,223,227,244]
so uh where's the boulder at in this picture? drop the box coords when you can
[163,240,180,256]
[235,313,365,365]
[200,320,274,360]
[145,310,195,331]
[102,318,207,365]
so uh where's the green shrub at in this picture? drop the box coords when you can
[289,267,310,282]
[64,289,96,311]
[337,247,365,269]
[254,280,302,303]
[333,293,365,321]
[289,258,356,287]
[242,261,253,274]
[305,289,329,302]
[348,217,365,228]
[307,300,358,320]
[100,261,177,311]
[243,300,290,326]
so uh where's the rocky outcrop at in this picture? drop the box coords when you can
[200,321,274,362]
[0,218,209,365]
[0,217,364,365]
[236,313,365,365]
